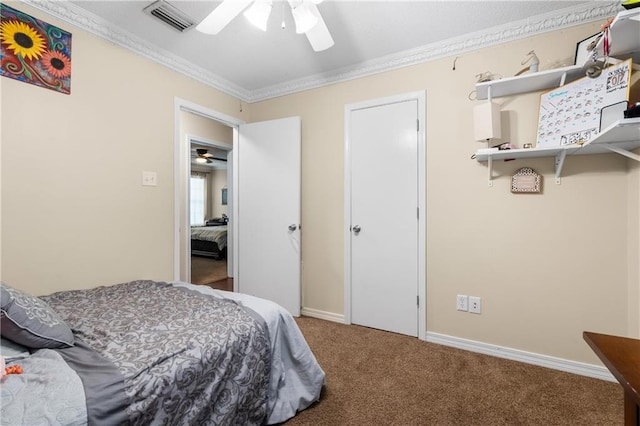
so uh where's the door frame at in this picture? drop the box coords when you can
[343,91,426,340]
[174,97,244,290]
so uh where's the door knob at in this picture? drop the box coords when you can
[288,224,298,231]
[352,225,361,234]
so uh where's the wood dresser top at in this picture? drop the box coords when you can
[584,331,640,405]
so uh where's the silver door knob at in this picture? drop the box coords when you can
[288,224,298,231]
[352,225,361,234]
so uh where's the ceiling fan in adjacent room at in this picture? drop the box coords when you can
[196,0,334,52]
[194,148,227,164]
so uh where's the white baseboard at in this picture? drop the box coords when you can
[297,308,615,383]
[300,307,344,323]
[426,332,615,383]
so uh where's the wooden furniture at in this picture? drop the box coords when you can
[583,331,640,426]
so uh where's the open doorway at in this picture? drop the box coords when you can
[175,99,303,314]
[189,137,232,290]
[174,98,244,291]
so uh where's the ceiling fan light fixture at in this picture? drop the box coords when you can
[291,2,318,34]
[244,0,272,31]
[195,157,207,163]
[196,0,253,34]
[304,2,334,51]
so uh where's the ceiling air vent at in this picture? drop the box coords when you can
[143,0,195,32]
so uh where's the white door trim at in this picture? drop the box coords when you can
[344,91,426,341]
[173,98,244,290]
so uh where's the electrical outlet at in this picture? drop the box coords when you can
[456,295,468,312]
[469,296,481,314]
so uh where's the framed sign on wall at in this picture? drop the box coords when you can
[511,167,542,193]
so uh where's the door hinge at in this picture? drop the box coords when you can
[417,207,419,219]
[417,119,420,132]
[417,295,419,306]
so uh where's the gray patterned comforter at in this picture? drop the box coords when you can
[40,280,271,425]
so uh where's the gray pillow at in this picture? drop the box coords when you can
[0,283,74,349]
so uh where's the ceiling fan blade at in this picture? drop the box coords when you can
[196,0,254,35]
[304,3,334,52]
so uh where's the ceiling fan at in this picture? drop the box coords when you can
[194,148,227,164]
[196,0,334,52]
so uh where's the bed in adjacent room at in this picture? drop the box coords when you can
[191,225,228,259]
[0,280,325,425]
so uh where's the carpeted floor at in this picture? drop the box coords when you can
[190,256,227,285]
[287,317,622,425]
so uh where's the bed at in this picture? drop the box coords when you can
[0,280,325,425]
[191,225,228,259]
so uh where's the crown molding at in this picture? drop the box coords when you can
[22,0,621,103]
[23,0,252,101]
[249,1,622,102]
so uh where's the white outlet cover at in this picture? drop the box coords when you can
[457,295,468,312]
[469,296,481,314]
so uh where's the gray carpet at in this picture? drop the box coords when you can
[287,317,622,425]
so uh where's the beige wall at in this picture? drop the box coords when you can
[1,3,638,367]
[211,169,228,219]
[1,3,248,295]
[251,21,639,364]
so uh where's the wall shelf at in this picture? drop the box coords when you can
[473,8,639,186]
[476,65,585,100]
[590,8,640,65]
[476,9,639,101]
[475,118,640,186]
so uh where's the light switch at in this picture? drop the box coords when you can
[142,171,157,186]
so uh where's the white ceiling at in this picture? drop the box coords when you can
[35,1,621,101]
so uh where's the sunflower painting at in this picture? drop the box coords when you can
[0,3,71,94]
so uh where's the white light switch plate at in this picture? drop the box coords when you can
[142,171,157,186]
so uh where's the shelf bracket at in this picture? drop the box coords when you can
[554,150,567,185]
[600,144,640,162]
[487,155,493,187]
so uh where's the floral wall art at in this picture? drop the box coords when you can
[0,3,71,94]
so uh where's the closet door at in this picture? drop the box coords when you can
[348,99,419,336]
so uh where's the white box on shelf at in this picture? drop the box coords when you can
[474,101,501,141]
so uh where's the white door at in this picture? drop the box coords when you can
[349,99,420,336]
[237,117,301,316]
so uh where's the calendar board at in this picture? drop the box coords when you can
[536,59,631,148]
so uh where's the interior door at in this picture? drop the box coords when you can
[350,100,419,336]
[237,117,301,316]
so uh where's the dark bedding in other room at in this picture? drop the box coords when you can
[191,225,228,259]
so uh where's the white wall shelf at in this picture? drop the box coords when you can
[476,65,585,100]
[590,8,640,65]
[476,9,639,101]
[474,8,639,186]
[475,118,640,186]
